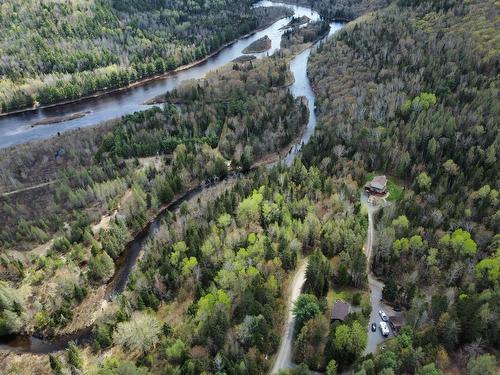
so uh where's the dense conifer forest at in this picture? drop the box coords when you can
[300,0,499,373]
[0,0,498,374]
[0,56,306,250]
[0,0,291,113]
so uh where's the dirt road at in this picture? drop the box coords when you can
[362,197,394,355]
[1,180,55,197]
[270,259,308,374]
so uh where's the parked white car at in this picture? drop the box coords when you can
[379,309,388,321]
[379,321,390,337]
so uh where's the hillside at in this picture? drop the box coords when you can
[0,0,499,374]
[0,55,306,251]
[0,0,291,113]
[302,0,499,372]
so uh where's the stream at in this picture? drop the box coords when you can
[0,1,343,354]
[0,178,239,353]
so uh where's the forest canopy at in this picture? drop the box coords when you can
[301,0,499,372]
[0,0,291,113]
[0,0,499,374]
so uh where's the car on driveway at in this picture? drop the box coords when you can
[379,310,388,321]
[371,323,377,332]
[379,321,390,337]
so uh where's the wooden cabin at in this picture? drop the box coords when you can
[364,175,388,196]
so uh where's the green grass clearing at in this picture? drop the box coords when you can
[326,285,369,307]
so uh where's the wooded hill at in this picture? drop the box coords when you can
[0,55,307,252]
[0,0,291,113]
[1,162,372,375]
[301,0,499,372]
[0,0,498,374]
[0,54,310,357]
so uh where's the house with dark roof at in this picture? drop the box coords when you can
[389,315,404,333]
[331,299,350,322]
[364,175,388,196]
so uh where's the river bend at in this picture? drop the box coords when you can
[0,1,325,149]
[0,1,343,354]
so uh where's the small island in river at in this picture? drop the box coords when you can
[29,111,91,127]
[242,35,271,54]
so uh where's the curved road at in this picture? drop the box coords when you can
[271,259,308,373]
[363,198,393,355]
[1,3,340,354]
[270,198,392,372]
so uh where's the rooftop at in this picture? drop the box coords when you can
[331,299,350,321]
[365,175,387,191]
[389,315,404,332]
[372,175,387,189]
[389,315,404,325]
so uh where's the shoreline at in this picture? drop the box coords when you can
[242,35,272,54]
[0,15,290,119]
[232,55,257,63]
[279,15,310,29]
[268,0,353,22]
[0,147,299,353]
[0,7,325,354]
[0,87,310,352]
[29,111,91,127]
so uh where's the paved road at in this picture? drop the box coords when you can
[362,197,394,355]
[270,259,308,374]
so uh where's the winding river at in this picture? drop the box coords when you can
[0,1,328,149]
[0,1,343,354]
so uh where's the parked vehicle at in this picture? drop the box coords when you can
[379,321,390,337]
[379,310,388,321]
[371,323,377,332]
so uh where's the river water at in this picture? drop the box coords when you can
[0,1,343,353]
[0,179,237,353]
[0,1,325,149]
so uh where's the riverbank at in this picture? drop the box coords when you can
[0,92,310,350]
[0,13,291,119]
[268,0,384,22]
[0,0,329,358]
[145,62,298,106]
[232,55,257,63]
[0,2,324,150]
[279,15,310,29]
